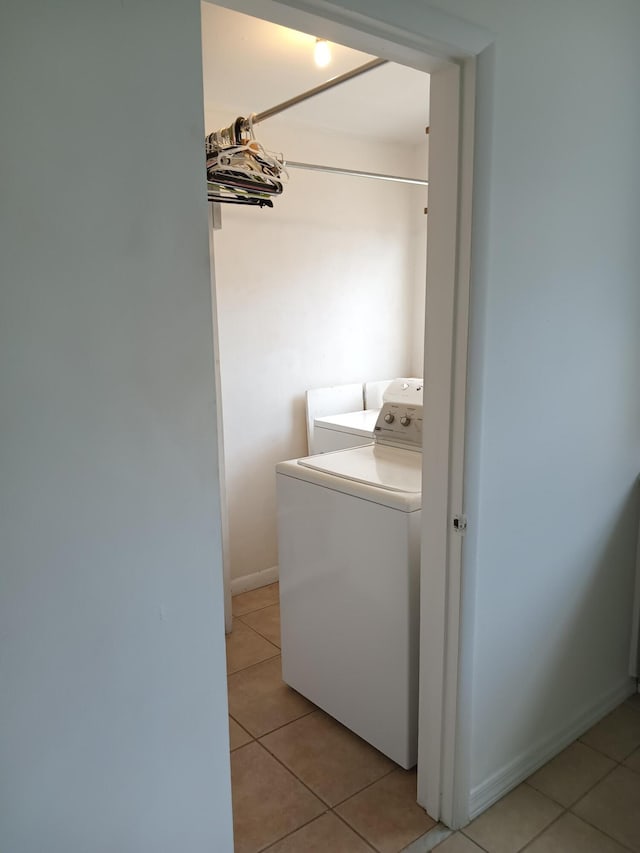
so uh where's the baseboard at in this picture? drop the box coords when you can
[468,676,635,820]
[230,565,279,596]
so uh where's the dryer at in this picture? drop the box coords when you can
[276,379,423,768]
[312,408,379,453]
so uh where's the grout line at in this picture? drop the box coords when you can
[330,766,398,810]
[227,651,282,681]
[620,742,640,762]
[256,738,339,808]
[257,809,331,853]
[226,649,280,677]
[518,756,635,853]
[235,615,282,649]
[521,774,602,812]
[257,732,398,812]
[563,759,621,808]
[234,600,280,621]
[575,735,614,761]
[564,811,635,853]
[331,809,379,851]
[229,618,279,644]
[517,708,640,853]
[233,739,333,849]
[517,809,567,852]
[459,829,490,852]
[231,585,280,620]
[566,762,636,852]
[229,707,320,746]
[226,617,280,675]
[228,712,255,750]
[254,706,318,739]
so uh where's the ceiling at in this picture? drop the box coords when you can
[201,4,430,145]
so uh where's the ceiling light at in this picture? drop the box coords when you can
[314,39,331,68]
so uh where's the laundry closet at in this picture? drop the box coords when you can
[202,4,430,603]
[201,6,444,847]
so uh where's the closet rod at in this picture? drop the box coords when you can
[286,160,428,186]
[251,58,388,125]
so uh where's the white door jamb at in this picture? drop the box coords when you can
[208,206,233,634]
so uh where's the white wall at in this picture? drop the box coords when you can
[206,109,427,581]
[430,0,640,804]
[249,0,640,815]
[0,1,233,851]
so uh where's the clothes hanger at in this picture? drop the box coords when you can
[205,115,288,206]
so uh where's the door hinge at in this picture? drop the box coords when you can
[452,514,467,534]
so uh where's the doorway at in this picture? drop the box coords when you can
[203,0,478,834]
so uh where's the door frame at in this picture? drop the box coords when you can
[208,205,234,635]
[204,0,492,828]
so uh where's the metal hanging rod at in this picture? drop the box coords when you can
[250,58,388,126]
[206,57,426,198]
[249,58,426,188]
[286,160,428,186]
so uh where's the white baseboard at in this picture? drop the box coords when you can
[230,565,279,596]
[469,676,635,820]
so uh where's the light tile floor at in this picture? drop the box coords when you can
[437,695,640,853]
[227,584,435,853]
[228,585,640,852]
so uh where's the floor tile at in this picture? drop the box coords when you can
[524,812,627,852]
[434,834,485,852]
[265,813,373,852]
[336,768,436,852]
[464,784,562,853]
[239,603,281,647]
[526,741,615,807]
[579,703,640,761]
[227,655,315,737]
[231,741,325,853]
[261,710,395,806]
[226,619,279,675]
[625,747,640,775]
[572,765,640,851]
[229,716,253,751]
[232,582,280,617]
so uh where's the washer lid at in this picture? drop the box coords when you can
[298,443,422,493]
[314,409,379,437]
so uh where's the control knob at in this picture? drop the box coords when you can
[384,413,395,424]
[400,416,411,427]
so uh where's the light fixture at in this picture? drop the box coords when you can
[314,38,331,68]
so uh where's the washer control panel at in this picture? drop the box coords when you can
[374,402,423,449]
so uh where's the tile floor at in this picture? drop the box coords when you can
[436,695,640,853]
[227,583,436,853]
[227,584,640,853]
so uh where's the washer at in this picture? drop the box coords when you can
[313,408,379,453]
[276,379,423,768]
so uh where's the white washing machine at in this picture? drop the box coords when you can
[313,408,380,453]
[276,379,423,768]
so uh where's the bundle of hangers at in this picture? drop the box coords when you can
[205,115,288,208]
